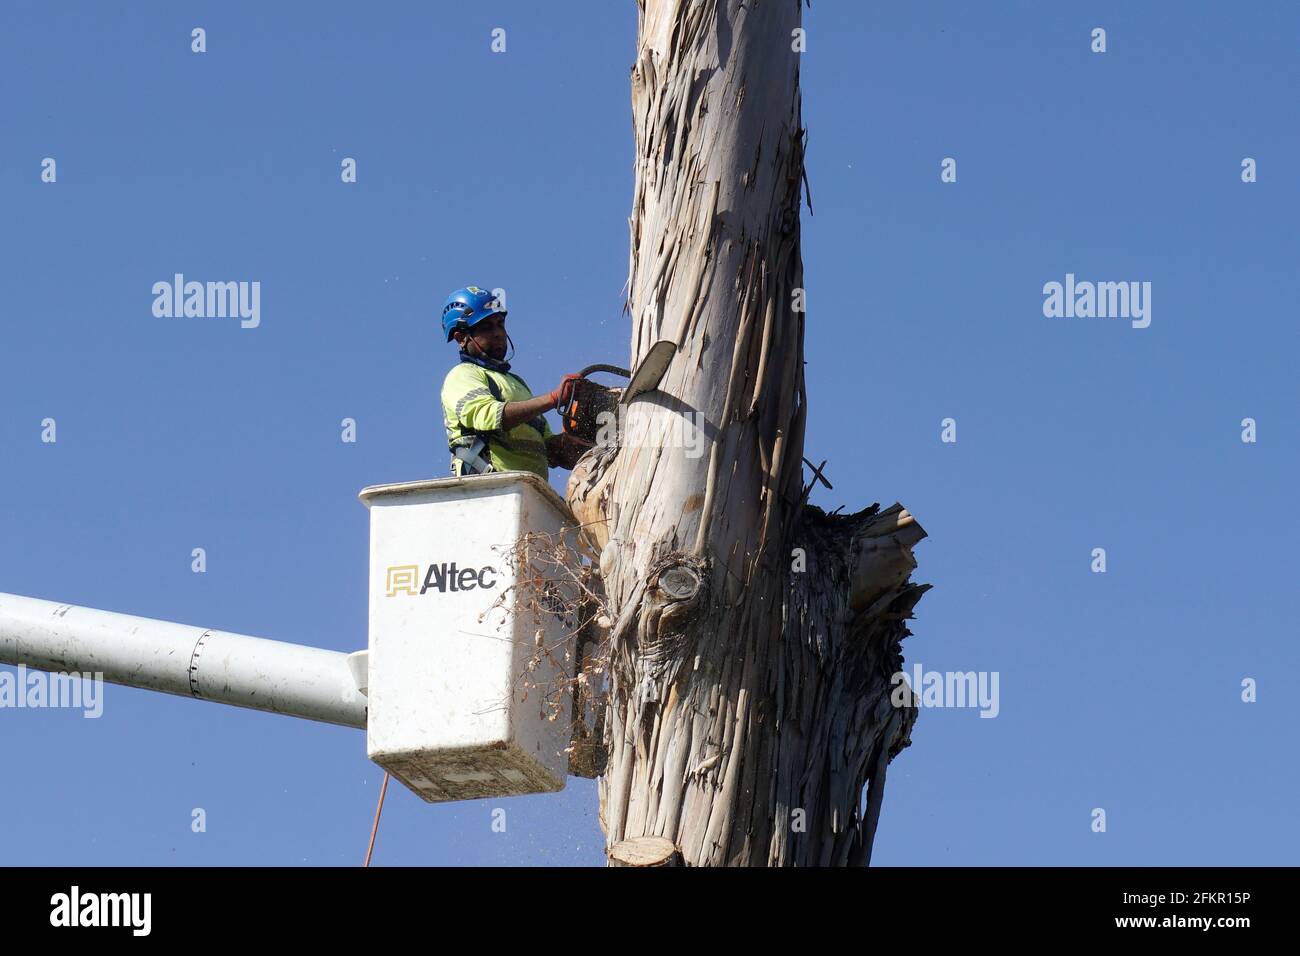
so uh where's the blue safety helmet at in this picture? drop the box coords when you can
[441,286,506,343]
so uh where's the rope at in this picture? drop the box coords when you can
[363,772,390,867]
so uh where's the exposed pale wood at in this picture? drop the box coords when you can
[608,836,681,867]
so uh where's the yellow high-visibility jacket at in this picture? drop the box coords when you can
[440,360,552,479]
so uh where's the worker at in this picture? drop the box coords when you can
[439,285,584,479]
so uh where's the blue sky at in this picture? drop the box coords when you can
[1,1,1296,865]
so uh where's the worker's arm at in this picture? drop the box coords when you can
[501,373,583,430]
[501,393,557,431]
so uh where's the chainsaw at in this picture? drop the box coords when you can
[558,340,676,446]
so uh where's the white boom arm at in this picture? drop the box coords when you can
[0,591,366,729]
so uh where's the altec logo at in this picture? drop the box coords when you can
[386,562,497,596]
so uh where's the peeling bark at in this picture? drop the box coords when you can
[567,0,929,866]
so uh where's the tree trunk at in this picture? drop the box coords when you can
[566,0,929,866]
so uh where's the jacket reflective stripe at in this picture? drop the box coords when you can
[454,387,494,419]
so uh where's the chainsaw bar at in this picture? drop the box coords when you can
[620,340,677,405]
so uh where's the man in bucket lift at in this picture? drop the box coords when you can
[440,285,585,480]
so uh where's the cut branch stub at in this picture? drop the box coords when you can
[657,564,701,601]
[608,836,682,868]
[629,555,709,687]
[848,504,927,613]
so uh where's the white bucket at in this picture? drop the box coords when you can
[358,473,579,802]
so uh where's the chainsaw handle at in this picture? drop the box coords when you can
[576,363,631,379]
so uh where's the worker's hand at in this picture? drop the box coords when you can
[548,373,583,409]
